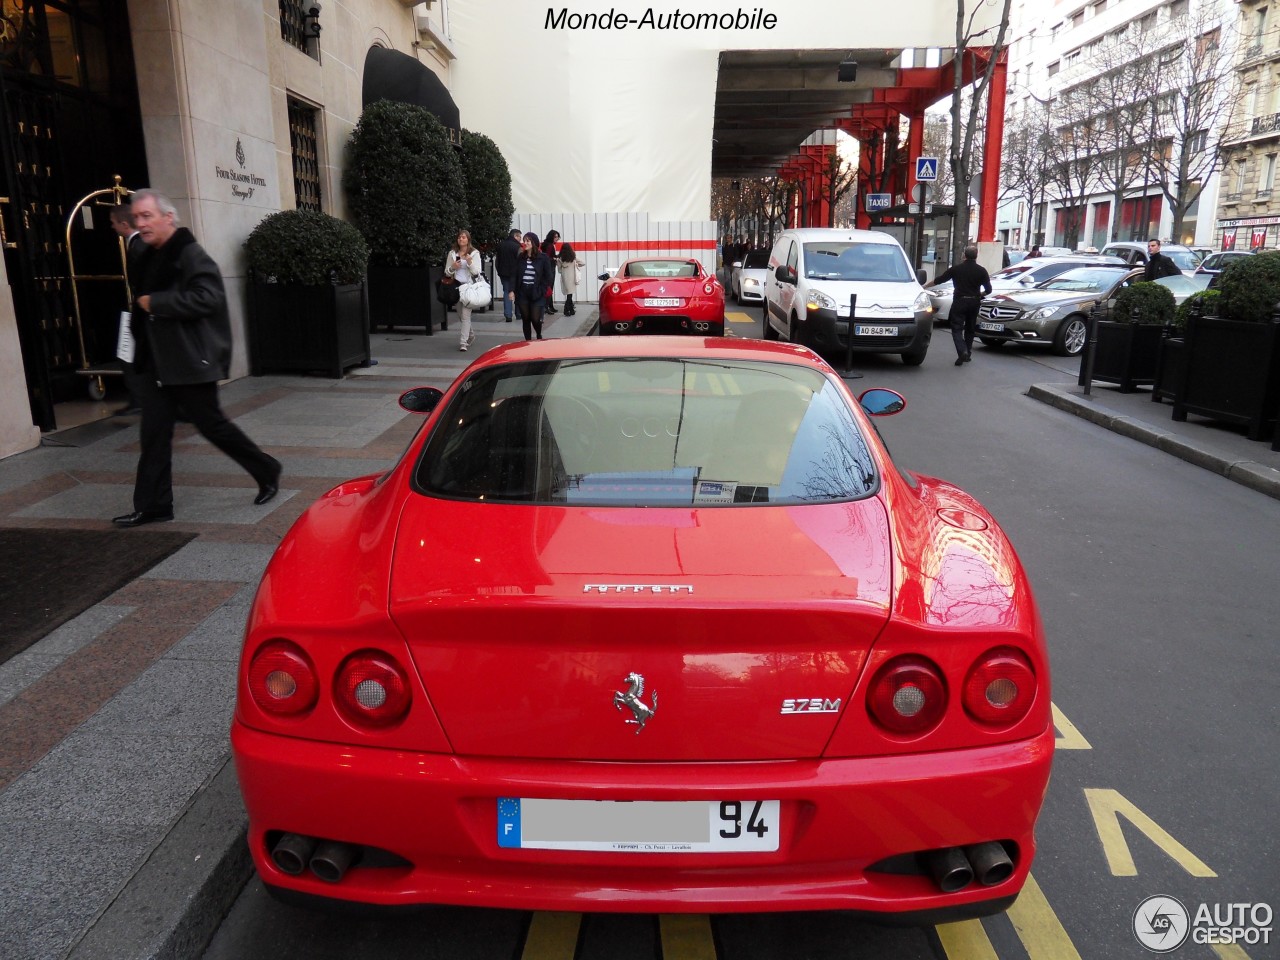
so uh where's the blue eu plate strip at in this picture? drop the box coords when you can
[497,797,521,848]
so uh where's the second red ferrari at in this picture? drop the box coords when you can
[597,257,726,336]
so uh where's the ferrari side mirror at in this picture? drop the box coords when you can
[399,386,444,414]
[858,388,906,417]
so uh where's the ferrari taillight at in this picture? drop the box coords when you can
[334,650,412,728]
[867,655,947,734]
[248,640,318,716]
[703,282,714,294]
[963,648,1036,726]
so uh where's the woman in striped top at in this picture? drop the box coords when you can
[511,232,554,340]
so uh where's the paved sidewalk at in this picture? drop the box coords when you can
[2,303,1276,960]
[0,305,595,960]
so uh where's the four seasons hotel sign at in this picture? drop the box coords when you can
[214,139,268,200]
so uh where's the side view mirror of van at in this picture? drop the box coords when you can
[915,268,927,285]
[774,265,796,285]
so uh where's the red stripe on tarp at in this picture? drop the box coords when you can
[568,240,716,252]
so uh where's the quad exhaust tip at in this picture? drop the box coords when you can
[270,833,361,883]
[928,842,1015,892]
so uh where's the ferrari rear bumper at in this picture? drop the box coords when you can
[232,722,1053,916]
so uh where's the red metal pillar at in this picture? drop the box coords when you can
[978,51,1008,242]
[855,134,874,229]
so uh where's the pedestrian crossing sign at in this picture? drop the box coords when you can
[916,157,939,181]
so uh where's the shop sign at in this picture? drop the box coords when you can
[214,139,267,200]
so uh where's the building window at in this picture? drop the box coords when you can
[1048,61,1060,77]
[1168,0,1188,19]
[1234,159,1248,194]
[1261,154,1277,195]
[288,97,322,212]
[280,0,318,58]
[1187,129,1207,154]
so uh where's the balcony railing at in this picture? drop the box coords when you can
[1257,188,1273,201]
[1251,113,1280,136]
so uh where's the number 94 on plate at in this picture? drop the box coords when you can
[497,798,780,852]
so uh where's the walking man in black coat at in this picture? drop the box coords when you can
[112,189,281,527]
[496,228,522,323]
[1144,239,1181,281]
[925,245,992,366]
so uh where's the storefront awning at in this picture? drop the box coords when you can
[361,47,460,141]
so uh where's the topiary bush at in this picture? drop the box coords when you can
[1174,289,1220,330]
[1217,250,1280,322]
[244,209,369,285]
[343,100,468,267]
[1113,281,1176,325]
[460,129,514,251]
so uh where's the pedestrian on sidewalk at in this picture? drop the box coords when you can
[557,238,583,316]
[1143,239,1181,281]
[925,244,991,366]
[445,229,483,351]
[542,231,561,314]
[513,231,553,340]
[496,227,521,324]
[112,189,280,527]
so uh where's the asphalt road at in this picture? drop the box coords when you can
[204,324,1280,960]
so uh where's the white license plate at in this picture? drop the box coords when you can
[978,321,1004,332]
[497,798,780,852]
[643,298,681,307]
[854,324,897,337]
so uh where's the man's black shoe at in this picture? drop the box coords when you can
[955,356,965,366]
[962,353,972,363]
[255,462,282,505]
[112,510,174,527]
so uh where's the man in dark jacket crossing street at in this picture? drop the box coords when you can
[925,245,992,366]
[111,189,280,527]
[496,228,522,323]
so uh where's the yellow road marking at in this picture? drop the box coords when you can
[1084,788,1216,877]
[936,919,1001,959]
[725,311,757,324]
[1051,703,1092,750]
[1006,873,1085,959]
[659,914,717,960]
[521,912,581,960]
[1212,944,1254,960]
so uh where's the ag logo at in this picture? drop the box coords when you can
[1133,895,1190,953]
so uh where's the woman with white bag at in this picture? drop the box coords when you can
[445,229,486,351]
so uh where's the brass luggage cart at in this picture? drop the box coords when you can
[66,176,132,399]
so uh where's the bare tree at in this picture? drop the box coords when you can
[999,100,1055,247]
[923,114,956,205]
[823,140,858,224]
[1041,89,1104,249]
[1145,12,1239,240]
[948,0,1014,262]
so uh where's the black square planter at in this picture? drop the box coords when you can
[1172,316,1280,440]
[1079,321,1166,393]
[248,281,370,379]
[367,264,440,334]
[1151,334,1185,404]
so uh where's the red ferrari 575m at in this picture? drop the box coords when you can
[597,257,726,336]
[232,337,1053,921]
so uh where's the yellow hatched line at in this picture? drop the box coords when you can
[1051,703,1092,750]
[659,914,717,960]
[1006,873,1084,959]
[520,912,581,960]
[936,919,1001,959]
[725,310,757,324]
[1212,944,1254,960]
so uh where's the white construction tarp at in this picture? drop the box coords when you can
[448,0,998,222]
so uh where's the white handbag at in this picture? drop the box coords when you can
[459,277,491,308]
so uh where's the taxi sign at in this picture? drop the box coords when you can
[915,157,939,181]
[865,193,891,212]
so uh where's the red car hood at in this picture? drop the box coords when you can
[389,496,893,761]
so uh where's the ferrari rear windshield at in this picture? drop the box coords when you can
[414,358,878,506]
[625,260,700,278]
[803,242,915,282]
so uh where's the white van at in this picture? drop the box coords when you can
[763,228,933,365]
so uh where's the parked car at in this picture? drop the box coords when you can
[763,228,932,365]
[596,258,725,336]
[928,255,1124,323]
[1006,248,1030,265]
[1194,250,1254,276]
[232,336,1053,918]
[1099,241,1202,276]
[977,267,1205,356]
[731,248,771,303]
[1036,245,1075,257]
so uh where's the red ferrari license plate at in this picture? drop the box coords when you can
[497,798,780,852]
[643,298,681,307]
